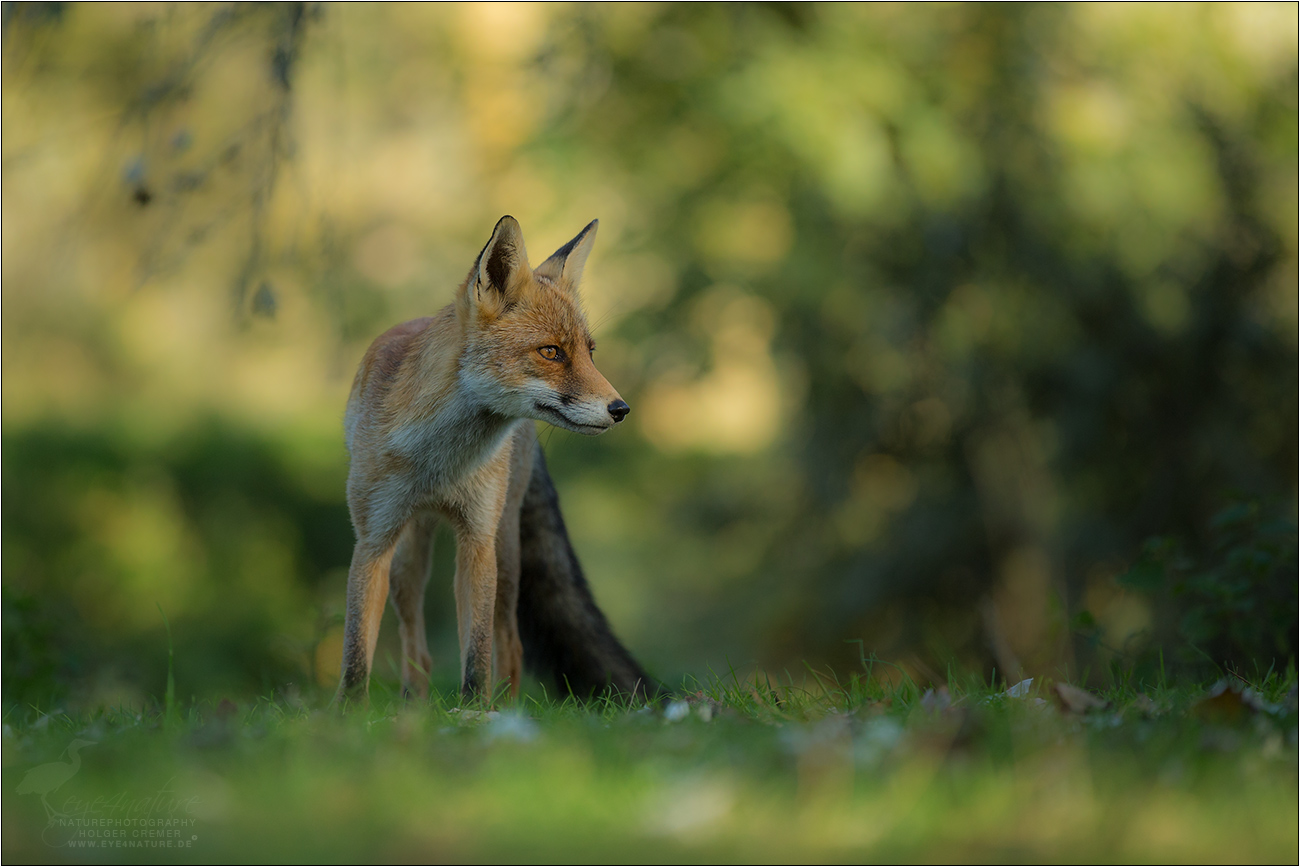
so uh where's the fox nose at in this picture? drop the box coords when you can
[607,399,630,423]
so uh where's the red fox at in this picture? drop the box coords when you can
[337,216,657,703]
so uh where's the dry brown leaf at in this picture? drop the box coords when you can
[1053,682,1109,714]
[1192,679,1270,723]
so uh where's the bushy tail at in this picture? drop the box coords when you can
[516,447,662,701]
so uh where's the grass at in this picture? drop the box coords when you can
[2,671,1296,864]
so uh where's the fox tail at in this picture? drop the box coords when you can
[516,445,662,702]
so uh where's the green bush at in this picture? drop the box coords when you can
[1113,502,1297,679]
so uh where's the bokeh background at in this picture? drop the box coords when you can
[4,3,1296,711]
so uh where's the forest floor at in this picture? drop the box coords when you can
[3,671,1296,863]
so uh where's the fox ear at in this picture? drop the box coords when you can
[534,219,598,290]
[473,215,530,307]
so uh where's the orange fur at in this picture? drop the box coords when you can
[336,216,627,704]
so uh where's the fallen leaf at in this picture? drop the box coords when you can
[1053,683,1109,714]
[1004,678,1034,698]
[1192,680,1264,724]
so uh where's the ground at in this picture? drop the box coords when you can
[2,673,1296,863]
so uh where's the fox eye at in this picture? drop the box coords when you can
[538,345,565,362]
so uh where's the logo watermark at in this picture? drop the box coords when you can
[16,739,203,850]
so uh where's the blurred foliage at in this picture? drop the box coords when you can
[1101,501,1299,681]
[2,4,1296,708]
[2,423,351,708]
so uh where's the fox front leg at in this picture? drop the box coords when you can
[336,535,400,704]
[493,516,525,700]
[452,526,499,699]
[449,463,512,701]
[492,426,536,698]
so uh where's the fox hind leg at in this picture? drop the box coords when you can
[389,512,437,699]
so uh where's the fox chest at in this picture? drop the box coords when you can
[383,410,518,498]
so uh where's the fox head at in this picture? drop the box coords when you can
[456,216,629,434]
